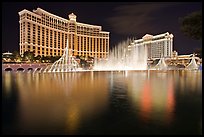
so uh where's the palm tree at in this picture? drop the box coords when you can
[34,55,41,62]
[13,51,22,62]
[23,51,35,62]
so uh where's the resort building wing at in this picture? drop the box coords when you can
[19,8,110,59]
[133,32,173,59]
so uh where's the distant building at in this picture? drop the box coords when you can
[2,51,14,63]
[18,8,109,59]
[2,51,13,56]
[166,52,202,66]
[133,32,173,59]
[2,51,13,58]
[172,50,178,57]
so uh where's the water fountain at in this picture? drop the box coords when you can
[93,38,148,71]
[154,57,168,70]
[186,54,199,70]
[43,39,80,73]
[43,38,148,72]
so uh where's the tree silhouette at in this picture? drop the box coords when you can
[179,10,202,40]
[179,10,202,58]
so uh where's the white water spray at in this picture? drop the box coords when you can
[93,38,148,71]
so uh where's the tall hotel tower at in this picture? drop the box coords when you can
[19,8,109,59]
[133,32,173,59]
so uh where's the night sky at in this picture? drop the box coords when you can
[2,2,202,55]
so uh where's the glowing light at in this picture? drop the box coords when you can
[165,79,175,124]
[139,81,152,122]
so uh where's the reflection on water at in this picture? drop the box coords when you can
[9,72,109,134]
[127,72,175,125]
[2,70,202,135]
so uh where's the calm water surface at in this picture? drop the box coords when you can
[2,70,202,135]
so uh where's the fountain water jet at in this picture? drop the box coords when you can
[154,57,168,70]
[186,54,199,70]
[93,38,148,71]
[43,39,80,73]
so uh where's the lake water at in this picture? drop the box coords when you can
[2,70,202,135]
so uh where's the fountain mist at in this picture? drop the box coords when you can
[94,38,148,71]
[43,39,80,72]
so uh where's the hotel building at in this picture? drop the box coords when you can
[18,8,109,59]
[133,32,173,59]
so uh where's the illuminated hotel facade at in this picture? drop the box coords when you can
[18,8,109,59]
[133,32,173,59]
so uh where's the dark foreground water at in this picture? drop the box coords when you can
[2,70,202,135]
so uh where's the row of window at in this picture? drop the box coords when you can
[42,13,68,26]
[76,31,109,37]
[21,12,109,36]
[77,26,99,32]
[21,22,108,39]
[20,11,109,58]
[21,45,108,57]
[21,23,109,49]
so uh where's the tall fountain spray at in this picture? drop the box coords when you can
[93,38,148,71]
[43,39,80,72]
[186,54,199,70]
[154,57,168,70]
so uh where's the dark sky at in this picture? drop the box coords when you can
[2,2,202,54]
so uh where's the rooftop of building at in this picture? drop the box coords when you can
[19,7,109,31]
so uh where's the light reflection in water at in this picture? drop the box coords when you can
[12,72,109,134]
[2,70,202,134]
[66,104,80,134]
[139,80,152,121]
[3,72,12,96]
[126,71,175,124]
[173,70,202,93]
[108,71,176,124]
[165,78,175,124]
